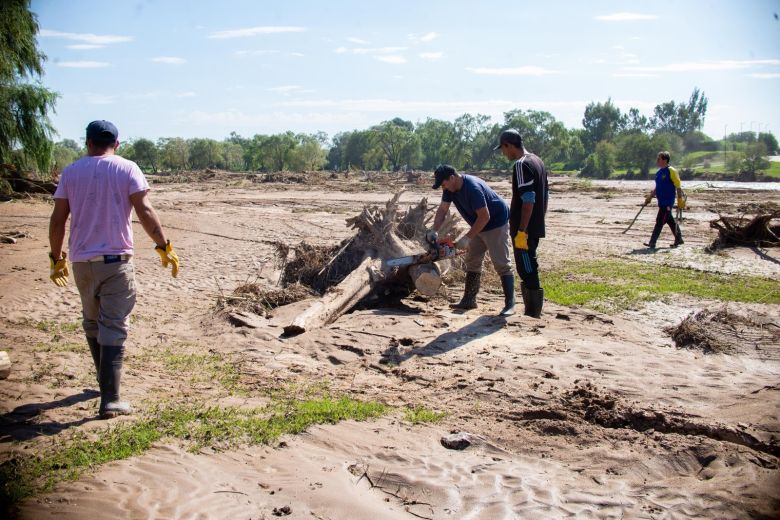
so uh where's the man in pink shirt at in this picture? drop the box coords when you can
[49,120,180,419]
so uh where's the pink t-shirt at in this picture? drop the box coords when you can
[54,155,150,262]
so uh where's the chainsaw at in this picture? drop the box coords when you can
[383,232,460,268]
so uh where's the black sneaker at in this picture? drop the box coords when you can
[643,242,656,250]
[670,238,684,247]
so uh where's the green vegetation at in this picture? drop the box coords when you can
[544,259,780,312]
[137,343,243,394]
[34,341,83,353]
[0,397,388,508]
[404,406,447,425]
[29,319,80,334]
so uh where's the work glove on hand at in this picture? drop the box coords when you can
[644,193,653,205]
[455,235,471,250]
[424,229,438,244]
[514,230,529,250]
[49,252,69,287]
[155,240,180,278]
[676,196,686,209]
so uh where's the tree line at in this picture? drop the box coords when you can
[47,88,778,179]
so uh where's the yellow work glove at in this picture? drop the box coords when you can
[676,196,686,209]
[49,252,69,287]
[155,240,179,278]
[644,193,653,205]
[514,230,529,250]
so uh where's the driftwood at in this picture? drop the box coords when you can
[1,164,56,195]
[278,191,462,336]
[283,255,380,336]
[706,211,780,252]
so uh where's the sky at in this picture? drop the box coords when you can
[29,0,780,145]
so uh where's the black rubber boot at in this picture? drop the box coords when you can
[526,288,545,318]
[671,228,684,247]
[98,345,131,419]
[86,336,101,385]
[520,282,530,312]
[451,271,480,310]
[499,274,515,316]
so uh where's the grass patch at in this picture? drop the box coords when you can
[544,259,780,312]
[27,320,80,334]
[404,406,447,425]
[140,344,243,394]
[34,341,83,353]
[0,396,388,510]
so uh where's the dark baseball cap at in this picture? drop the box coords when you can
[86,120,119,145]
[432,164,456,189]
[493,129,523,150]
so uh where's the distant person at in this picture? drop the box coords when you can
[643,151,685,250]
[429,164,515,316]
[48,120,180,419]
[495,129,549,318]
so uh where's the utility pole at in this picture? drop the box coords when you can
[724,124,728,168]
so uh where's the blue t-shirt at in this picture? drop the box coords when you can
[654,166,678,207]
[442,175,509,231]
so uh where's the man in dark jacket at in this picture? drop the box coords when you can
[495,129,548,318]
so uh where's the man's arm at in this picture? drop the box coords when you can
[466,207,490,238]
[49,198,70,258]
[432,201,451,231]
[129,190,168,247]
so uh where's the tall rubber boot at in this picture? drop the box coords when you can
[520,282,530,313]
[498,274,515,316]
[671,226,684,247]
[451,272,480,310]
[86,336,100,385]
[526,288,545,318]
[98,345,131,419]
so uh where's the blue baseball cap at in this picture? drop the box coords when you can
[86,120,119,145]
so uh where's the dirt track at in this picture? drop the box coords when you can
[1,172,779,519]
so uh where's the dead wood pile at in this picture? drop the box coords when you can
[1,164,57,197]
[665,308,780,357]
[706,209,780,252]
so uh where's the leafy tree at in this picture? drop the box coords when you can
[454,113,493,169]
[582,99,626,153]
[758,132,778,154]
[580,140,616,178]
[415,118,459,169]
[51,140,79,173]
[288,133,327,171]
[371,120,420,171]
[261,132,297,171]
[741,142,770,174]
[159,137,189,171]
[133,138,159,173]
[222,141,244,171]
[468,122,501,170]
[503,109,569,162]
[615,131,670,176]
[0,0,59,174]
[188,138,221,169]
[650,88,708,135]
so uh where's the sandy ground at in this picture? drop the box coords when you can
[1,172,779,519]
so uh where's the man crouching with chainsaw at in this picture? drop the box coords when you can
[429,164,515,316]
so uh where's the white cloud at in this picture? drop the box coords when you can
[176,91,197,98]
[66,44,104,50]
[466,66,556,76]
[625,59,780,72]
[290,52,305,57]
[152,56,186,64]
[268,85,303,93]
[347,37,369,44]
[39,29,132,45]
[58,61,111,68]
[409,32,439,43]
[273,98,587,114]
[748,73,780,79]
[208,26,306,39]
[337,46,408,55]
[595,12,658,22]
[419,52,443,60]
[376,55,407,64]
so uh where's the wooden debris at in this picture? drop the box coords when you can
[706,211,780,251]
[0,351,11,379]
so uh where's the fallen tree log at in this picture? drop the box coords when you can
[283,255,380,336]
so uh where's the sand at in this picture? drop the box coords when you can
[1,172,778,519]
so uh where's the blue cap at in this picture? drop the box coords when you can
[86,120,119,145]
